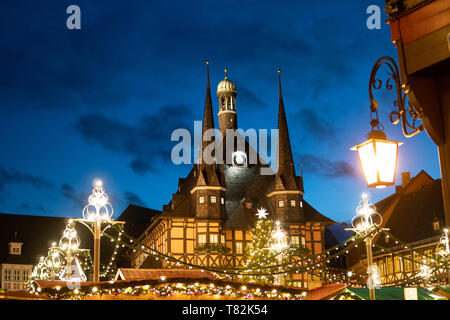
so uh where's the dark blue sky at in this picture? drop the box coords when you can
[0,0,440,223]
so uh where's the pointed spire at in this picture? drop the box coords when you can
[198,61,215,168]
[276,69,297,189]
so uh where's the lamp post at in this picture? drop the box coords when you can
[270,221,290,286]
[351,56,423,189]
[72,180,125,282]
[346,194,388,300]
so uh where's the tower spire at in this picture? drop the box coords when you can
[198,61,215,168]
[276,69,297,189]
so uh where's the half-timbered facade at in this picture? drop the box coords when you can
[350,171,449,285]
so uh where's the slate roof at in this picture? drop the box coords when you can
[116,204,160,238]
[143,68,332,234]
[0,207,160,268]
[375,178,444,247]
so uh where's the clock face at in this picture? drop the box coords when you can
[233,151,247,166]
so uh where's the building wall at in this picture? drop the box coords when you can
[1,263,32,291]
[131,217,328,289]
[372,240,448,285]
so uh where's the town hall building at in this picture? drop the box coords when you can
[129,63,335,289]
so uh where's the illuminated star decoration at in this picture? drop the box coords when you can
[256,207,269,219]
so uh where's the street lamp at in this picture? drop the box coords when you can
[72,180,125,282]
[346,194,388,300]
[270,221,290,286]
[352,56,423,189]
[351,130,402,189]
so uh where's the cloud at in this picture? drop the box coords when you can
[296,153,357,178]
[123,191,147,207]
[234,81,267,109]
[293,108,337,143]
[74,104,195,175]
[60,183,88,207]
[0,165,56,192]
[19,202,48,214]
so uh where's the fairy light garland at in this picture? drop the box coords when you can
[34,277,308,300]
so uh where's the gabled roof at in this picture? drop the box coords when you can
[376,179,444,246]
[116,204,160,238]
[303,201,335,224]
[373,171,444,247]
[0,209,160,268]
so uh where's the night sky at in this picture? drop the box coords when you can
[0,0,441,223]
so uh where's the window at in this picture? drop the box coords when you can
[378,260,386,276]
[290,200,296,207]
[387,258,394,274]
[22,270,29,281]
[301,236,306,247]
[198,234,206,244]
[199,196,205,204]
[278,200,285,208]
[14,270,20,281]
[220,234,225,244]
[299,201,303,208]
[291,236,300,247]
[221,197,225,205]
[235,242,243,255]
[245,202,252,209]
[404,255,412,272]
[210,234,218,244]
[12,247,19,254]
[210,196,217,204]
[433,220,440,231]
[424,250,432,265]
[4,269,11,281]
[413,252,420,270]
[394,256,402,273]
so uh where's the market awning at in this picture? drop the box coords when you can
[335,287,447,300]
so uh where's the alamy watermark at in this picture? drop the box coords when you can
[366,5,381,30]
[66,5,81,30]
[171,121,278,175]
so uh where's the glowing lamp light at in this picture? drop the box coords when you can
[351,130,402,189]
[82,179,114,222]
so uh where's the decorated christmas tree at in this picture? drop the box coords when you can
[241,208,282,284]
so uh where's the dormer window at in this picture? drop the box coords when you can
[290,200,296,207]
[245,202,252,209]
[232,151,247,167]
[199,196,205,204]
[9,242,23,255]
[278,200,285,208]
[210,196,217,204]
[433,219,440,231]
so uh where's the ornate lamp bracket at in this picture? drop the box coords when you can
[368,56,424,138]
